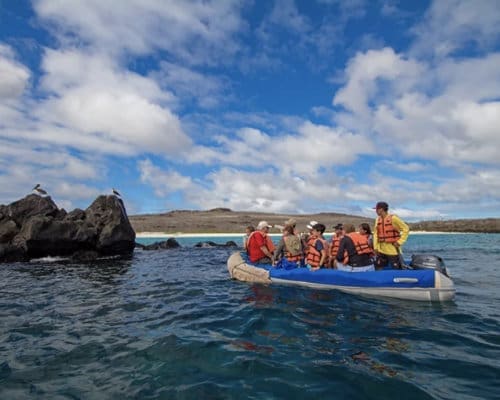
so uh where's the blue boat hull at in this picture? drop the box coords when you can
[227,252,455,302]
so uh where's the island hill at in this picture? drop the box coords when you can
[129,208,500,234]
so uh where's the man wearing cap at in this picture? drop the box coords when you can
[372,201,410,270]
[247,221,275,264]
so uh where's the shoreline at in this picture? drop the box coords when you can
[135,231,470,238]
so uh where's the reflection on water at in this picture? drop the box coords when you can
[0,235,499,399]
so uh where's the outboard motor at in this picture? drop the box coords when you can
[410,254,449,277]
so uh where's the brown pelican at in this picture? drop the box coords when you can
[32,184,47,195]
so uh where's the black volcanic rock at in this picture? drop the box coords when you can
[0,194,136,263]
[194,240,238,248]
[85,196,136,255]
[140,238,181,250]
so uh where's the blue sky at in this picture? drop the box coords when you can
[1,0,499,221]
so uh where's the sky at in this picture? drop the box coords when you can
[1,0,499,221]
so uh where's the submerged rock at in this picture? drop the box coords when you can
[194,240,238,248]
[139,238,181,250]
[0,194,135,263]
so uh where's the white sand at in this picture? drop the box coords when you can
[135,230,465,238]
[135,232,245,238]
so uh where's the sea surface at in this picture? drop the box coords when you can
[1,233,499,399]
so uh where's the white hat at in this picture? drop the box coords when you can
[257,221,272,230]
[306,220,319,230]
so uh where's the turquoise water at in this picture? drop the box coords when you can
[1,234,499,399]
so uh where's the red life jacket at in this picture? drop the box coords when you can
[247,231,272,262]
[376,215,400,244]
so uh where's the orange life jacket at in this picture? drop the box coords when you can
[283,235,303,262]
[331,234,348,264]
[306,237,327,267]
[376,215,400,244]
[347,232,373,255]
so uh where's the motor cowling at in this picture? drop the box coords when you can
[410,254,449,277]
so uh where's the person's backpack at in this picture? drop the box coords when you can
[284,235,301,256]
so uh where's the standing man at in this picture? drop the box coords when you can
[373,201,410,270]
[247,221,275,264]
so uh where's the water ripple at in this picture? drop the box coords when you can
[1,235,499,399]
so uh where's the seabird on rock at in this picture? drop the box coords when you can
[112,188,121,197]
[32,184,48,195]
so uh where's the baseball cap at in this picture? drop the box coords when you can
[306,220,319,230]
[256,221,272,230]
[373,201,389,210]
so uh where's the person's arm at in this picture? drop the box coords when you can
[260,245,273,259]
[392,215,410,247]
[336,238,346,262]
[372,219,380,253]
[273,239,285,260]
[315,240,326,267]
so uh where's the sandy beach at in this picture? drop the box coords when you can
[134,230,465,238]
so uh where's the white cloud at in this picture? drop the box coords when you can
[138,159,193,197]
[34,48,191,156]
[186,121,375,177]
[153,61,228,109]
[333,47,424,117]
[0,45,30,99]
[411,0,500,57]
[333,47,500,166]
[34,0,245,65]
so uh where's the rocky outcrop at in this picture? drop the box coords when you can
[0,194,135,263]
[194,240,238,248]
[136,238,181,250]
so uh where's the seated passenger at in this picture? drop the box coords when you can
[336,224,375,272]
[243,225,255,252]
[247,221,275,264]
[359,222,374,251]
[273,224,303,266]
[301,220,318,251]
[328,223,344,269]
[305,223,328,271]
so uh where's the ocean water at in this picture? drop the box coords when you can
[0,234,499,399]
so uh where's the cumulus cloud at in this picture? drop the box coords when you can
[33,48,191,155]
[34,0,245,65]
[138,159,193,197]
[333,47,425,117]
[411,0,500,57]
[153,61,228,109]
[333,46,500,166]
[0,45,30,99]
[187,120,375,177]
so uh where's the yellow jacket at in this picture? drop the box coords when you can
[373,214,409,255]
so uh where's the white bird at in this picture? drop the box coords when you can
[32,184,47,195]
[112,188,121,197]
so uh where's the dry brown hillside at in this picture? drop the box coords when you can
[129,209,500,234]
[130,209,370,234]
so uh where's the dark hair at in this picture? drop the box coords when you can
[283,225,294,235]
[312,223,326,234]
[360,223,371,235]
[246,225,255,232]
[344,224,356,234]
